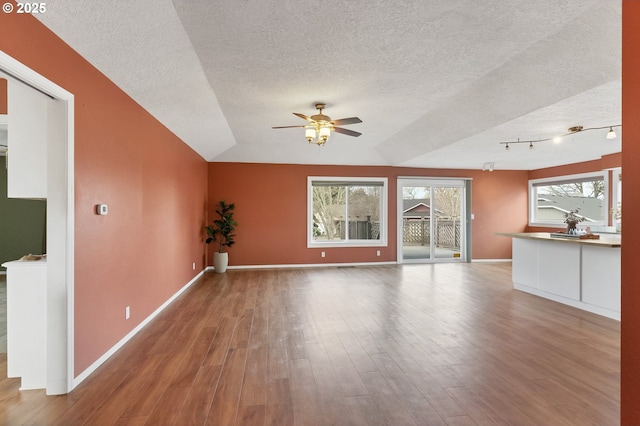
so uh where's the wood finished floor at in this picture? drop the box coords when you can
[0,263,620,425]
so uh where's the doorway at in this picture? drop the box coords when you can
[398,178,468,263]
[0,52,74,395]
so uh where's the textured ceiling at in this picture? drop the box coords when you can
[35,0,621,170]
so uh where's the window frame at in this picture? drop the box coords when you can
[307,176,388,248]
[528,171,609,228]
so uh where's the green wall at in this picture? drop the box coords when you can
[0,160,46,269]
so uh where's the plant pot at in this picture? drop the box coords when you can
[213,252,229,273]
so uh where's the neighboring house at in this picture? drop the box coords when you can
[537,194,603,222]
[402,198,446,220]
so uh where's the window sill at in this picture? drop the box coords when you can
[308,240,387,249]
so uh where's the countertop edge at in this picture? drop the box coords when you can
[2,259,48,268]
[497,232,621,248]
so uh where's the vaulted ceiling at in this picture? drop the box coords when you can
[36,0,621,170]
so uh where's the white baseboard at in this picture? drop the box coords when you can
[471,259,512,263]
[207,261,398,272]
[71,269,206,389]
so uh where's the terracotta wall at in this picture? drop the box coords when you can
[0,78,6,114]
[207,162,529,265]
[0,12,208,375]
[622,1,640,423]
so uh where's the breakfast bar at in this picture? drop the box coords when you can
[500,232,621,320]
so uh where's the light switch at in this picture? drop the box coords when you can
[96,204,108,215]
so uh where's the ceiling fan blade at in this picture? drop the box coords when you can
[293,113,313,122]
[272,125,306,129]
[333,127,362,137]
[332,117,362,126]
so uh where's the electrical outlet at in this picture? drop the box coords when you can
[125,306,130,320]
[192,262,196,270]
[321,251,325,258]
[377,250,380,256]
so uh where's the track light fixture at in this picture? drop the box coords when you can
[500,124,621,150]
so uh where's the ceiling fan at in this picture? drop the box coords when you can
[272,103,362,146]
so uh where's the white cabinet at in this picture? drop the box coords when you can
[582,246,621,312]
[6,79,49,199]
[1,259,47,390]
[538,241,581,300]
[507,233,620,320]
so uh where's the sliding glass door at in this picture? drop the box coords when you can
[398,179,467,263]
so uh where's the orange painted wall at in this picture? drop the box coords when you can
[0,12,208,375]
[207,163,529,265]
[0,78,6,114]
[622,1,640,423]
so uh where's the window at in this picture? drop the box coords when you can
[529,172,608,227]
[308,177,387,247]
[612,168,621,226]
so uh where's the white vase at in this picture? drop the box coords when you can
[213,252,229,273]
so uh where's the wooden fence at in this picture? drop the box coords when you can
[336,220,380,240]
[403,220,461,248]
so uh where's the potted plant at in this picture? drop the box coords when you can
[564,208,585,234]
[205,200,237,273]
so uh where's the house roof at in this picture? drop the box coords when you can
[537,194,603,222]
[34,1,621,170]
[402,199,448,218]
[403,199,431,213]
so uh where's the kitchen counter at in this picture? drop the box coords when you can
[498,232,621,247]
[500,233,620,320]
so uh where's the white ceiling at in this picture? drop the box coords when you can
[35,0,621,170]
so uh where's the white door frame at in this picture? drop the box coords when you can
[0,51,75,395]
[397,177,467,264]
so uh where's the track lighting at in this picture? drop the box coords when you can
[499,124,620,149]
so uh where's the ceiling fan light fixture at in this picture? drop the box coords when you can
[273,103,362,146]
[319,125,331,141]
[607,127,617,139]
[305,127,317,143]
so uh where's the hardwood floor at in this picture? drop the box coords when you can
[0,263,620,425]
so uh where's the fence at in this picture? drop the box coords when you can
[403,219,460,248]
[336,219,380,240]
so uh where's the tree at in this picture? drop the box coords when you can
[544,180,605,199]
[312,186,346,240]
[348,186,380,220]
[403,187,422,199]
[434,187,461,218]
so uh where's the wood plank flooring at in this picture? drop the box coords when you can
[0,263,620,425]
